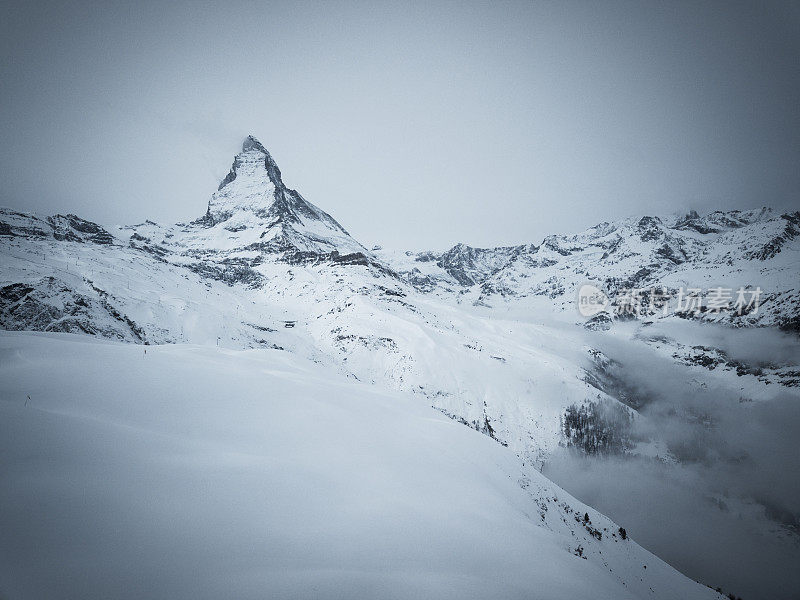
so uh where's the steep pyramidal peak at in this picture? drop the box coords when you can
[190,135,366,260]
[205,135,299,223]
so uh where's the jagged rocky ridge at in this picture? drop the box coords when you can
[379,207,800,331]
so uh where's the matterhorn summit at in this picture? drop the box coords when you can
[204,135,290,223]
[194,135,366,259]
[128,136,369,267]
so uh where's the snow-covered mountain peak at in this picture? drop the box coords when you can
[240,133,270,155]
[221,134,284,190]
[206,135,286,222]
[148,135,370,264]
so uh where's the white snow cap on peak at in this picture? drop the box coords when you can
[216,135,284,189]
[197,135,366,257]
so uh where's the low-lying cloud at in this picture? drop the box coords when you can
[544,322,800,600]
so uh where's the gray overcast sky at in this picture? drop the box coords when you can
[1,1,798,250]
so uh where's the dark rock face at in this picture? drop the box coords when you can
[674,208,775,235]
[655,242,687,264]
[599,236,623,260]
[542,236,578,256]
[674,210,722,234]
[217,165,237,191]
[0,277,144,342]
[780,314,800,334]
[637,216,664,242]
[584,313,613,331]
[329,251,370,266]
[437,244,481,285]
[185,260,264,288]
[49,214,115,244]
[128,233,169,258]
[1,212,115,245]
[746,212,799,261]
[0,283,34,304]
[434,243,520,286]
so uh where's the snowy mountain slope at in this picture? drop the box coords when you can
[0,331,723,600]
[0,212,632,468]
[1,136,797,597]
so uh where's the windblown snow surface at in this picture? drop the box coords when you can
[0,332,717,600]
